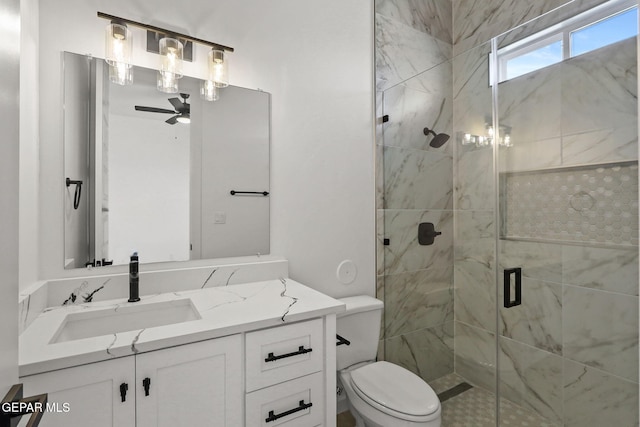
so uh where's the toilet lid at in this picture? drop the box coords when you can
[350,361,439,417]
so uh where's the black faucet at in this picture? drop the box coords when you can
[128,252,140,302]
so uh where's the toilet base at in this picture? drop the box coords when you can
[339,367,441,427]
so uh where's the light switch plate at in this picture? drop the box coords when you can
[214,212,226,224]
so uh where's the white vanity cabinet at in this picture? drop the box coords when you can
[19,335,242,427]
[19,357,136,427]
[245,319,328,426]
[136,335,242,427]
[19,278,343,427]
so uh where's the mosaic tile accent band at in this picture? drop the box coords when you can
[501,161,639,246]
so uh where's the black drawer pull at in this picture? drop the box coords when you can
[265,346,312,362]
[266,400,313,423]
[336,334,351,346]
[504,267,522,308]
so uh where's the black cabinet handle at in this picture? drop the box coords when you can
[119,383,128,402]
[336,334,351,346]
[266,400,313,423]
[504,268,522,308]
[143,378,151,397]
[265,346,312,362]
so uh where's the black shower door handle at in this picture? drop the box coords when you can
[504,268,522,308]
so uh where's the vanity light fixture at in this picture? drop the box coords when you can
[98,12,234,94]
[461,123,513,148]
[104,21,133,85]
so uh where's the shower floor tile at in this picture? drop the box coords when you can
[436,373,558,427]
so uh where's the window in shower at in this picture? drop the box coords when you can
[497,0,638,82]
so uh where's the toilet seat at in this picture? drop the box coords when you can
[349,361,440,421]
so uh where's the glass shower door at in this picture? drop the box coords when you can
[494,1,639,425]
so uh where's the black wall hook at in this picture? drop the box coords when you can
[66,178,83,210]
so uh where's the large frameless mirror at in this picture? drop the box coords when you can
[63,52,270,269]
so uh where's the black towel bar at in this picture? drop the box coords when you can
[230,190,269,196]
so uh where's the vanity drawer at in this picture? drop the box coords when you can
[245,318,323,391]
[246,371,324,427]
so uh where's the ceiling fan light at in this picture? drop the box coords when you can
[157,71,178,93]
[208,49,229,88]
[176,113,191,124]
[105,22,132,67]
[160,37,184,79]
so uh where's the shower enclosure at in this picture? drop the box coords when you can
[378,0,638,425]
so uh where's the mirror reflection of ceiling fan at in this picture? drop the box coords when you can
[135,93,191,124]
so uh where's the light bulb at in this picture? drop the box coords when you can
[176,114,191,124]
[208,49,229,88]
[160,37,184,78]
[105,23,132,66]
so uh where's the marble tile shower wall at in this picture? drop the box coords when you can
[452,2,639,426]
[375,0,455,382]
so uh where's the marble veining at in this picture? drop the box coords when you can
[384,267,453,337]
[498,64,562,145]
[200,268,218,288]
[375,0,452,44]
[62,278,110,306]
[562,125,638,167]
[40,257,288,310]
[279,277,298,321]
[453,0,552,53]
[384,321,454,382]
[384,146,453,210]
[454,321,496,392]
[383,75,453,153]
[562,285,638,381]
[563,359,639,427]
[561,38,637,138]
[498,337,563,424]
[377,13,452,91]
[19,279,343,376]
[499,278,562,354]
[562,245,639,296]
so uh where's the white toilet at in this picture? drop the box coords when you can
[337,296,441,427]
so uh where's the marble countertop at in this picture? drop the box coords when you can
[20,278,345,377]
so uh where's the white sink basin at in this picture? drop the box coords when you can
[50,299,201,343]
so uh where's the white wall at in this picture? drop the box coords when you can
[37,0,375,298]
[1,0,21,392]
[19,0,38,290]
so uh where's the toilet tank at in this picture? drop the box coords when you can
[336,295,384,370]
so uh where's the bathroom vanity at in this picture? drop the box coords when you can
[19,278,344,426]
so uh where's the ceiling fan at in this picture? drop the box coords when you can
[135,93,191,124]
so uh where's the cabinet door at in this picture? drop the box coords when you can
[19,357,135,427]
[136,335,242,427]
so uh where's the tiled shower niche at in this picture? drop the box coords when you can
[501,161,639,246]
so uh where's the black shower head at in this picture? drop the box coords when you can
[423,127,450,148]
